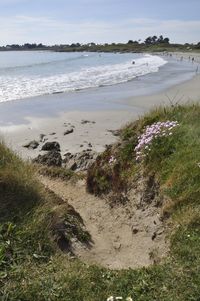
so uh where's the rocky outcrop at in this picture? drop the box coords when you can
[33,147,97,171]
[33,151,62,167]
[63,150,98,171]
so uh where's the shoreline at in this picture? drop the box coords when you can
[0,52,200,161]
[0,51,198,106]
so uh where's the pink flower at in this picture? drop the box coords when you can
[135,120,179,161]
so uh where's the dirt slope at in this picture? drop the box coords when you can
[39,175,169,269]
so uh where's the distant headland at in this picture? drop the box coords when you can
[1,35,200,53]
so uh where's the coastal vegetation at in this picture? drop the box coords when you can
[1,104,200,300]
[1,36,200,53]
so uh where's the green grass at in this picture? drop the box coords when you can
[56,43,200,54]
[87,104,200,212]
[1,104,200,300]
[0,141,42,222]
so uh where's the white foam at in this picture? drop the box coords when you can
[0,54,167,102]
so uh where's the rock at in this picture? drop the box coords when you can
[64,128,74,135]
[39,134,46,142]
[23,140,39,150]
[41,141,60,152]
[105,144,112,150]
[49,132,56,135]
[68,162,77,171]
[33,151,62,167]
[63,152,74,161]
[88,143,92,148]
[63,150,98,171]
[107,129,120,136]
[64,123,73,127]
[81,120,96,124]
[151,232,157,240]
[132,228,139,234]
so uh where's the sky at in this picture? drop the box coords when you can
[0,0,200,45]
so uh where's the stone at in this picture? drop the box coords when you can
[132,228,139,234]
[64,128,74,135]
[151,232,157,240]
[33,151,62,167]
[107,129,120,136]
[41,141,60,152]
[39,134,46,142]
[23,140,39,150]
[63,150,98,171]
[63,152,74,162]
[81,120,95,124]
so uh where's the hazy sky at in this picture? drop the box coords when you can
[0,0,200,45]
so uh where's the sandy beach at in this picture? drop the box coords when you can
[0,52,200,161]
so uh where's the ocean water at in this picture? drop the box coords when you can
[0,51,167,103]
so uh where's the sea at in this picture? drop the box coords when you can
[0,50,198,126]
[0,51,168,103]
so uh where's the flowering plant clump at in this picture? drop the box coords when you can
[135,120,179,161]
[109,156,117,165]
[107,296,133,301]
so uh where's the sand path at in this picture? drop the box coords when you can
[39,175,168,269]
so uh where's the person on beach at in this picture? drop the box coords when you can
[192,57,195,63]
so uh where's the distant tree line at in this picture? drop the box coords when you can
[0,36,200,51]
[2,43,47,50]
